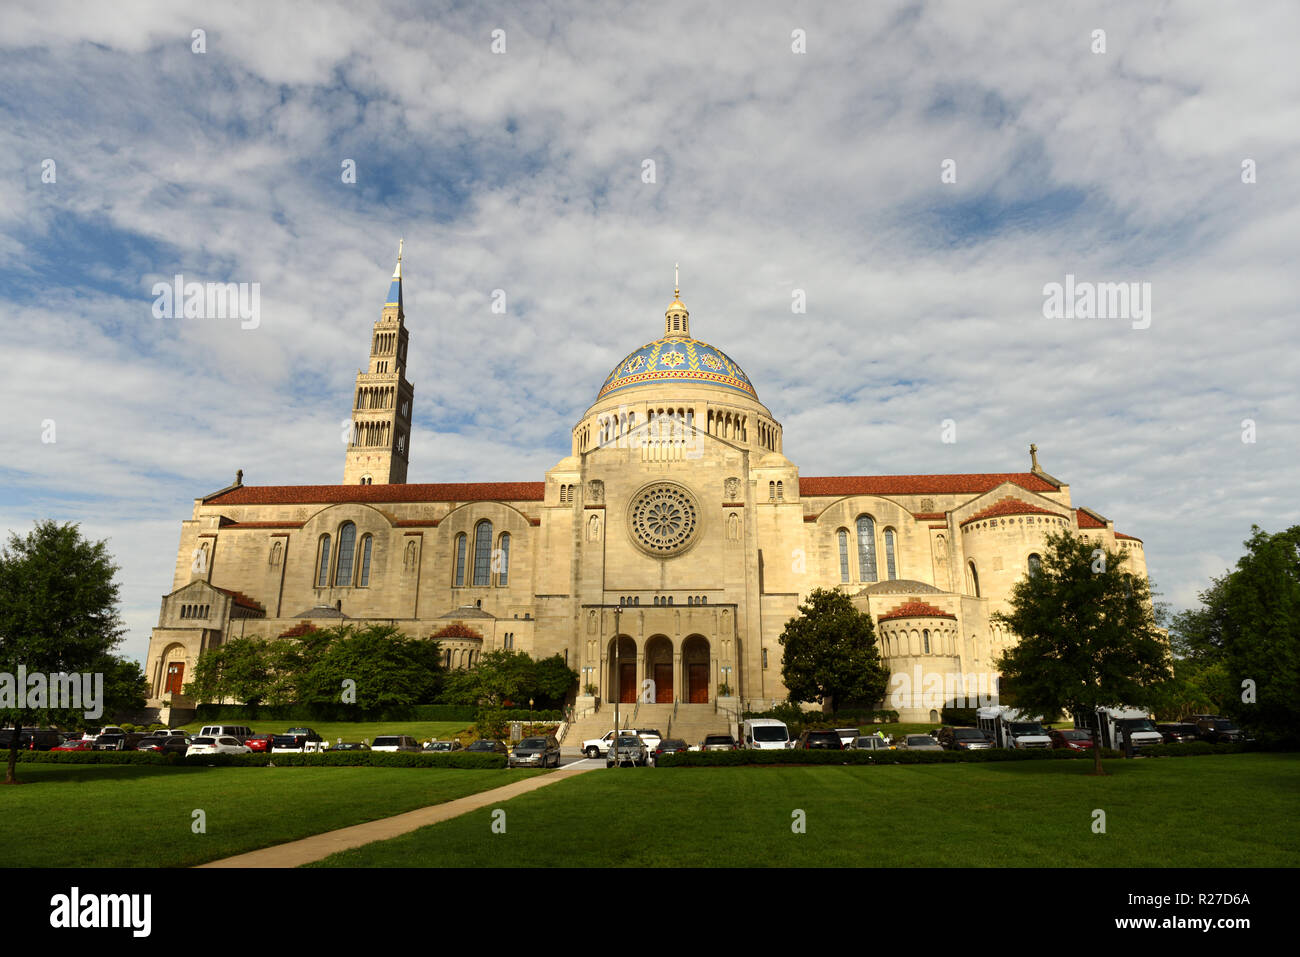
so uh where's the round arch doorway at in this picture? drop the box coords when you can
[607,635,637,703]
[645,635,674,703]
[682,635,711,704]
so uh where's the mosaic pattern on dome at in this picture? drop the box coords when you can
[598,336,758,401]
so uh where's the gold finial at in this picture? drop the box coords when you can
[398,238,403,262]
[674,261,679,297]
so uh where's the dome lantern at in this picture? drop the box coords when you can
[665,262,689,338]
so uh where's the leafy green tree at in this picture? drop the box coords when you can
[306,624,443,711]
[779,588,890,713]
[442,649,535,708]
[993,530,1170,774]
[0,521,127,784]
[1214,525,1300,744]
[532,654,579,705]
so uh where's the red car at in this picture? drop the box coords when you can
[51,739,95,752]
[244,734,276,753]
[1049,729,1095,751]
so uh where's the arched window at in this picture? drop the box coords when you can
[358,535,372,586]
[837,529,850,583]
[454,534,467,586]
[701,595,707,604]
[968,561,980,597]
[316,534,331,587]
[335,523,357,587]
[497,533,510,587]
[856,515,878,582]
[768,481,776,501]
[923,629,931,654]
[884,528,898,580]
[1028,553,1042,577]
[472,521,493,586]
[667,596,673,605]
[633,596,640,606]
[776,480,784,501]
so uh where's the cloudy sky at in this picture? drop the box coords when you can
[2,1,1296,663]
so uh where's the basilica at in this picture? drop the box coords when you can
[144,250,1149,723]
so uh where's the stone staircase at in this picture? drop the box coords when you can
[563,702,736,752]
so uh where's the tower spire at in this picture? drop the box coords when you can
[665,263,689,338]
[385,238,403,311]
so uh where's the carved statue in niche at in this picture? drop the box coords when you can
[404,540,417,570]
[588,609,597,634]
[933,534,951,591]
[726,512,740,542]
[725,477,739,500]
[587,479,604,504]
[588,513,602,542]
[269,541,282,567]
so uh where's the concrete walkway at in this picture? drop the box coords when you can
[198,763,596,868]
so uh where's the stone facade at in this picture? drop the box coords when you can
[144,259,1149,721]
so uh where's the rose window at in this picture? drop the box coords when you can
[629,484,698,556]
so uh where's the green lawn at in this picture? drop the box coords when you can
[310,754,1300,868]
[0,764,543,867]
[176,720,473,744]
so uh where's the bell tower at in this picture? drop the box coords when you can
[343,242,414,485]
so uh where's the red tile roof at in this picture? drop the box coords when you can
[212,586,264,612]
[911,512,945,521]
[801,473,1058,496]
[205,482,546,506]
[878,600,956,621]
[961,497,1062,526]
[1115,532,1142,541]
[222,521,305,529]
[1075,508,1107,529]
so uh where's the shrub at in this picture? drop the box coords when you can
[15,750,507,769]
[654,747,1126,768]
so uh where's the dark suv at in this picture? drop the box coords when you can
[795,729,843,750]
[1195,718,1245,744]
[937,726,993,751]
[1157,723,1199,744]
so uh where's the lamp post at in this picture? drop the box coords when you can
[613,604,622,756]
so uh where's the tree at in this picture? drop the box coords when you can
[305,624,443,710]
[779,587,890,713]
[992,530,1170,774]
[0,521,127,784]
[442,649,536,708]
[1215,525,1300,744]
[532,654,579,706]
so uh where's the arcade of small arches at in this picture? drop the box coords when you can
[178,603,211,620]
[590,633,729,704]
[354,385,396,410]
[584,405,781,451]
[877,622,959,658]
[353,420,396,448]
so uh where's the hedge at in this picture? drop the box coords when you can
[190,704,564,724]
[740,709,900,726]
[655,747,1126,767]
[13,750,508,769]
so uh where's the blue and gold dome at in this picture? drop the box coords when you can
[598,337,756,401]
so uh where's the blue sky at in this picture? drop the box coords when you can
[2,0,1297,663]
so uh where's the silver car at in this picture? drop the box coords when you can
[899,734,944,752]
[606,733,649,767]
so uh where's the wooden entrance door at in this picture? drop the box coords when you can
[688,664,709,703]
[654,664,673,702]
[619,663,636,703]
[165,661,185,695]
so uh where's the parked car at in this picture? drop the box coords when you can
[700,733,739,752]
[285,726,323,743]
[794,729,842,750]
[1049,728,1095,751]
[652,738,690,760]
[244,733,277,753]
[834,727,861,749]
[465,739,509,754]
[423,740,461,752]
[1157,723,1200,744]
[741,718,791,750]
[371,735,423,752]
[899,735,943,752]
[848,736,894,751]
[198,725,254,743]
[50,738,96,752]
[582,730,630,759]
[79,726,126,742]
[136,735,190,755]
[270,733,315,753]
[93,732,147,752]
[509,736,562,768]
[937,726,994,751]
[635,728,663,752]
[607,733,650,767]
[333,742,371,751]
[0,728,63,751]
[186,735,252,757]
[1195,718,1246,744]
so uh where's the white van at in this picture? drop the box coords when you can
[742,718,791,750]
[198,725,253,742]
